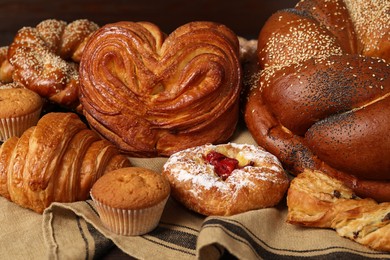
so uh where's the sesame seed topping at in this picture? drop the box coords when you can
[343,0,390,55]
[7,19,98,106]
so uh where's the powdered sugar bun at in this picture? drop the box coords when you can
[162,143,289,216]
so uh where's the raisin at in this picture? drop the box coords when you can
[333,190,341,198]
[382,212,390,222]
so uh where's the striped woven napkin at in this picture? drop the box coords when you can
[1,126,389,259]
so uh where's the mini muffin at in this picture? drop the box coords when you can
[90,167,170,236]
[0,87,43,142]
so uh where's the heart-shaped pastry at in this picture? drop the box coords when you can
[79,21,242,157]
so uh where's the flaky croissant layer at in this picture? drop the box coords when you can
[79,21,242,157]
[287,169,390,252]
[0,112,130,213]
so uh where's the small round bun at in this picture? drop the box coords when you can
[91,167,170,236]
[162,143,289,216]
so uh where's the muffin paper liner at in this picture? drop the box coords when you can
[91,195,169,236]
[0,108,42,142]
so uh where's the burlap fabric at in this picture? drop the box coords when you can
[1,124,390,259]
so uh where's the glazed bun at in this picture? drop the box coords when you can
[245,0,390,202]
[7,19,99,109]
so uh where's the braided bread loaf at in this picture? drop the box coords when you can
[79,21,242,157]
[287,169,390,252]
[0,112,130,213]
[6,19,98,110]
[244,0,390,202]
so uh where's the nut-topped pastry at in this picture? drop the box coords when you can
[7,19,99,110]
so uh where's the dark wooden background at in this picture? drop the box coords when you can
[0,0,299,46]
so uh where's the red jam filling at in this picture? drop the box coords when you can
[205,151,252,180]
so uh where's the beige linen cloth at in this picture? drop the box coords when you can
[1,123,389,260]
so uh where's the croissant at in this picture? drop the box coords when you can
[7,19,99,109]
[79,21,242,157]
[287,169,390,252]
[0,112,131,213]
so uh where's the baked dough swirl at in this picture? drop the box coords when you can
[79,21,242,157]
[244,0,390,202]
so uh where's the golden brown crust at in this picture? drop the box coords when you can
[91,167,170,209]
[245,0,390,201]
[0,88,43,118]
[7,19,99,109]
[79,21,242,157]
[0,87,43,142]
[287,169,390,252]
[6,127,34,210]
[54,129,100,202]
[77,139,131,201]
[0,112,130,213]
[162,143,289,216]
[0,136,18,200]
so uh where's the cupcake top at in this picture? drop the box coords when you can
[0,88,43,118]
[91,167,170,209]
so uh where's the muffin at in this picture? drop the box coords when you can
[90,167,170,236]
[0,87,43,142]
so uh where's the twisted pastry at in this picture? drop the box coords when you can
[287,169,390,252]
[79,21,242,157]
[244,0,390,202]
[7,19,99,109]
[0,112,130,213]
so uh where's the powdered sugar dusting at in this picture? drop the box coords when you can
[163,143,287,198]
